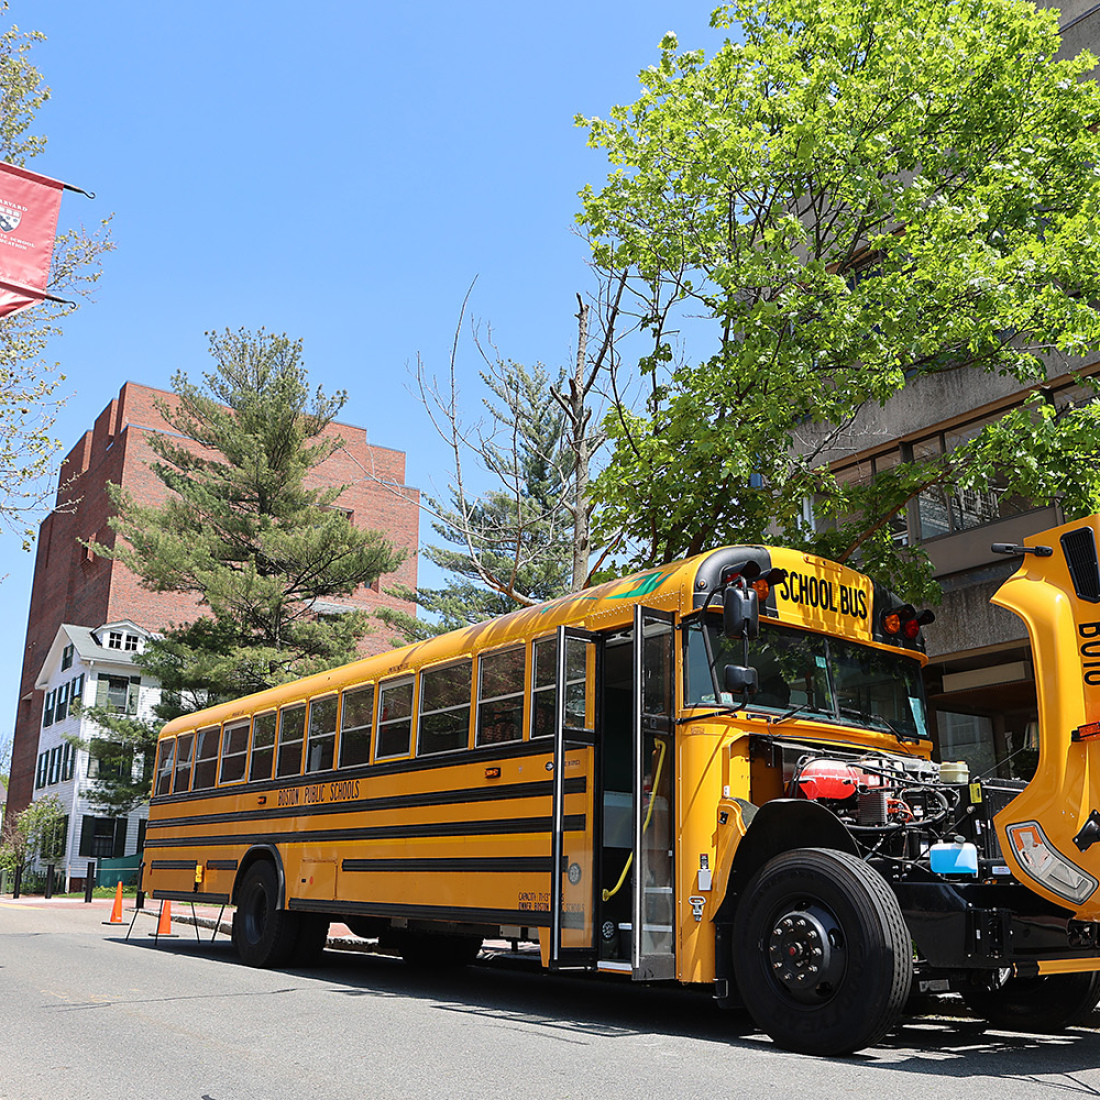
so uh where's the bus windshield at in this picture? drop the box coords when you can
[684,618,929,741]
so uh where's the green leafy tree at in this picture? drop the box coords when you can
[0,793,66,879]
[578,0,1100,600]
[0,3,112,553]
[80,329,405,809]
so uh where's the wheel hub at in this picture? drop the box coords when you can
[767,903,845,1003]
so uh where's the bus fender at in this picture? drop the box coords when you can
[233,845,289,910]
[713,799,859,926]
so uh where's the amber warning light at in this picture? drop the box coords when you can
[1072,722,1100,743]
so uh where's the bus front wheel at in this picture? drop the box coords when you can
[232,861,300,968]
[732,847,912,1056]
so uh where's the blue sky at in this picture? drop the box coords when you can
[1,1,727,744]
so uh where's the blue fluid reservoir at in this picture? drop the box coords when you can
[929,840,979,877]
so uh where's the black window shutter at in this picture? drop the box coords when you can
[113,818,128,858]
[79,816,96,858]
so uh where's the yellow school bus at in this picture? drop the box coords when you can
[143,513,1100,1055]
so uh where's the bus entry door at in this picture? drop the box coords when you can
[549,625,600,968]
[632,605,676,981]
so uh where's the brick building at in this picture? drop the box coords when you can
[5,381,419,823]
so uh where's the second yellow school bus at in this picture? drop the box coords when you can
[144,516,1100,1056]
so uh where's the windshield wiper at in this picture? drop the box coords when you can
[839,706,922,744]
[769,702,817,727]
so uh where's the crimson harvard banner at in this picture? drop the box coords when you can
[0,161,65,319]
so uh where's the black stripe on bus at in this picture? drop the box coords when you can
[146,777,586,833]
[146,814,587,852]
[150,738,561,807]
[150,860,200,871]
[287,897,553,928]
[206,859,239,871]
[341,856,554,875]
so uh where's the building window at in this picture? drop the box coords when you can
[95,674,140,715]
[124,633,138,652]
[79,816,127,859]
[35,752,48,789]
[61,742,73,782]
[55,682,69,723]
[107,631,123,649]
[70,674,85,709]
[87,741,131,782]
[42,689,56,728]
[47,745,61,785]
[61,643,74,671]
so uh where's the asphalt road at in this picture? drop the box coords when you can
[3,899,1100,1100]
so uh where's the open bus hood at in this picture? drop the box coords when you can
[990,513,1100,920]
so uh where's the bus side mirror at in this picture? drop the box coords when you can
[723,584,759,640]
[724,665,758,694]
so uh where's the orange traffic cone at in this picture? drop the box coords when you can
[151,899,177,938]
[102,881,124,926]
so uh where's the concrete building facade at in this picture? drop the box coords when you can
[6,382,420,826]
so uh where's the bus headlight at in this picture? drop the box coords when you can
[1005,821,1099,906]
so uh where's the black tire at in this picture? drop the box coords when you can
[290,914,331,967]
[398,932,483,969]
[962,971,1100,1032]
[232,861,300,968]
[732,847,912,1056]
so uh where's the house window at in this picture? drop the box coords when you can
[35,752,48,789]
[61,644,74,671]
[69,674,85,710]
[95,674,140,715]
[55,682,69,722]
[107,631,123,649]
[124,633,139,652]
[61,742,74,782]
[79,816,127,859]
[42,689,56,728]
[47,745,61,785]
[87,741,131,781]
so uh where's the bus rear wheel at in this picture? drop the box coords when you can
[962,971,1100,1032]
[732,847,912,1056]
[232,861,300,968]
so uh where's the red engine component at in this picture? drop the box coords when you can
[796,759,877,801]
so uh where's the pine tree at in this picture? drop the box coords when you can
[79,329,405,809]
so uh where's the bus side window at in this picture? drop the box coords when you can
[154,738,176,797]
[376,680,413,759]
[220,720,251,784]
[276,704,306,778]
[174,731,195,793]
[250,712,277,782]
[339,684,374,768]
[477,647,524,746]
[192,726,220,790]
[418,661,473,756]
[306,695,338,773]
